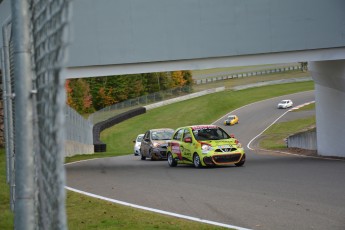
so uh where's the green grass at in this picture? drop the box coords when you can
[2,80,315,230]
[67,191,227,230]
[0,149,14,230]
[292,102,315,112]
[259,116,316,149]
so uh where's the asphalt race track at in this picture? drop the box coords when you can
[66,91,345,230]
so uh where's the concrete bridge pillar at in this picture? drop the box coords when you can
[310,60,345,157]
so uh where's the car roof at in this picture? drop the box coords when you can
[149,128,174,131]
[184,125,219,130]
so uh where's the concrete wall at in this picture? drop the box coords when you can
[310,60,345,157]
[65,141,94,157]
[287,129,317,150]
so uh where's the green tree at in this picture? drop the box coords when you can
[182,70,193,85]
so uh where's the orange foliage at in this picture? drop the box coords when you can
[65,79,74,106]
[98,87,117,107]
[171,71,187,87]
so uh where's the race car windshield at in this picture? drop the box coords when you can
[137,135,144,142]
[192,128,230,141]
[151,130,174,140]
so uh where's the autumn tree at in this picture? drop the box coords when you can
[67,71,194,113]
[171,71,187,87]
[65,79,94,113]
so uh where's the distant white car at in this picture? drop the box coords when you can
[277,99,293,109]
[133,134,144,156]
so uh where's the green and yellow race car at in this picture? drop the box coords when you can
[167,125,245,168]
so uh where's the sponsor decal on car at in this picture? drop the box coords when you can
[191,125,217,131]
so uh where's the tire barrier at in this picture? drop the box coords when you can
[93,107,146,152]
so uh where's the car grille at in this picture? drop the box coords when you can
[215,148,237,153]
[212,154,241,163]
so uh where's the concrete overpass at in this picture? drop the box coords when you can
[1,0,345,157]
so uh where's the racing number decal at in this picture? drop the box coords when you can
[171,142,182,160]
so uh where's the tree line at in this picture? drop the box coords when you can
[65,71,193,114]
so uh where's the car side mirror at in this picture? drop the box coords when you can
[230,134,235,138]
[184,137,192,143]
[133,140,136,143]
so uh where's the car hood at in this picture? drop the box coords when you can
[201,139,238,147]
[153,140,170,145]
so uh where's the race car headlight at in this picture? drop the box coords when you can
[237,143,242,148]
[152,142,160,148]
[201,144,212,153]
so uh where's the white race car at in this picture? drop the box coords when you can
[277,99,293,109]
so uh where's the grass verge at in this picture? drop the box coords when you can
[0,149,14,229]
[67,191,228,230]
[259,116,316,149]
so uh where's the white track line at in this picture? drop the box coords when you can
[247,101,316,150]
[247,109,290,150]
[65,186,252,230]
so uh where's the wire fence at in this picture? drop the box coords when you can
[65,105,93,156]
[88,85,193,125]
[1,0,71,229]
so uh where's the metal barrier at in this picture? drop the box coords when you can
[287,128,317,150]
[65,106,94,156]
[194,65,301,85]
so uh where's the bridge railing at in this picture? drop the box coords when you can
[194,65,301,85]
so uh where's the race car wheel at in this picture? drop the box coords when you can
[140,151,146,160]
[235,154,246,167]
[149,149,155,161]
[167,152,177,167]
[193,153,202,168]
